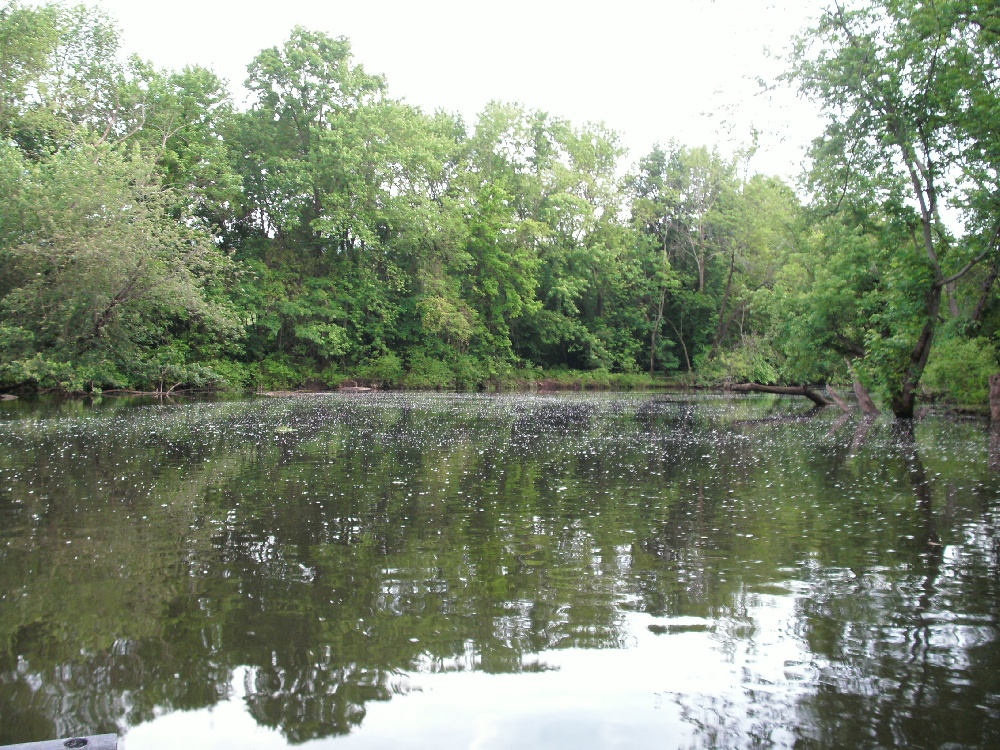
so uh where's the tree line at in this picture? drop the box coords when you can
[0,0,997,417]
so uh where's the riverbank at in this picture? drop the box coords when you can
[3,366,994,419]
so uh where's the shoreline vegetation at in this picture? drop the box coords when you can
[1,2,998,418]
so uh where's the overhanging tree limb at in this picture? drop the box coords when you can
[727,382,833,407]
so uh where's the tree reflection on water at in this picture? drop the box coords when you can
[0,394,997,748]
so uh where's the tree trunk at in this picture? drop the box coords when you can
[826,385,852,414]
[946,282,960,318]
[727,383,832,407]
[853,378,879,415]
[649,288,667,375]
[890,284,943,419]
[845,358,879,415]
[650,238,670,375]
[990,373,1000,423]
[708,251,736,361]
[971,256,1000,327]
[665,317,691,372]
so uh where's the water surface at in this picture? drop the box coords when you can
[1,393,998,748]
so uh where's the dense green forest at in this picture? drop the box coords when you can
[0,1,997,416]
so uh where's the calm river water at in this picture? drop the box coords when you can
[1,393,998,749]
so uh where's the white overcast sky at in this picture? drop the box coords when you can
[85,0,828,179]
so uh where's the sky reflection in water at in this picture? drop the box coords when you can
[1,393,998,749]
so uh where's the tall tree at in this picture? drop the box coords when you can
[0,1,59,139]
[788,0,1000,417]
[627,144,740,374]
[0,144,240,391]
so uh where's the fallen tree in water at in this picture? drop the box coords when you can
[726,383,833,407]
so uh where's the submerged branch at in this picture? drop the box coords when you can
[845,358,880,415]
[826,385,853,414]
[726,383,832,407]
